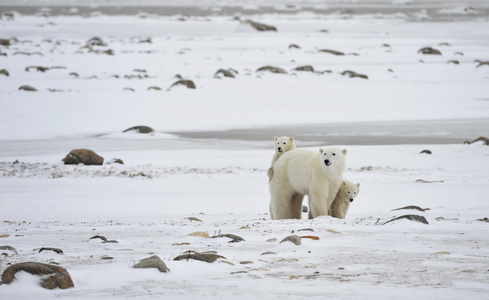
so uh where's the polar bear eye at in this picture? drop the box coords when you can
[332,153,336,156]
[347,191,350,194]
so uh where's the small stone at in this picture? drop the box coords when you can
[18,85,37,91]
[0,234,10,238]
[39,247,63,254]
[318,49,345,56]
[186,217,202,222]
[261,251,276,255]
[326,229,342,234]
[341,70,368,79]
[302,206,308,213]
[170,79,196,89]
[293,65,314,72]
[418,47,442,55]
[101,255,114,260]
[240,226,251,230]
[432,251,450,255]
[256,66,287,74]
[240,261,253,264]
[300,236,320,240]
[384,214,429,225]
[289,275,299,280]
[391,205,428,212]
[123,126,154,134]
[62,149,104,166]
[174,253,225,263]
[420,149,432,154]
[0,69,9,76]
[147,86,162,91]
[266,238,277,243]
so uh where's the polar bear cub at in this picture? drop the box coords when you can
[328,180,360,219]
[269,147,346,220]
[267,136,295,181]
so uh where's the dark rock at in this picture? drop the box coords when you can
[1,262,74,289]
[341,70,368,79]
[418,47,442,55]
[123,125,154,134]
[420,149,432,154]
[384,215,429,225]
[170,79,196,89]
[302,206,308,213]
[86,37,106,47]
[293,65,314,72]
[174,253,225,263]
[0,245,16,251]
[0,69,9,76]
[261,251,276,255]
[464,136,489,146]
[288,44,300,49]
[319,49,345,56]
[62,149,104,165]
[0,38,11,46]
[133,255,169,273]
[210,233,245,243]
[478,217,489,222]
[391,206,429,212]
[18,85,37,91]
[25,66,50,72]
[39,247,63,254]
[90,235,108,242]
[215,69,237,78]
[447,60,459,65]
[147,86,162,91]
[256,66,287,74]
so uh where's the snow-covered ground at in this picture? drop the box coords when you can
[1,1,489,299]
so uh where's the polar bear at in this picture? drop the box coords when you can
[269,147,347,220]
[328,180,360,219]
[267,136,295,181]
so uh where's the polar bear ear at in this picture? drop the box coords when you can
[274,136,278,141]
[342,149,347,155]
[319,148,324,154]
[356,183,360,187]
[289,137,294,142]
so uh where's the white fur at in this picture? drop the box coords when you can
[269,147,347,219]
[267,136,295,181]
[328,180,360,219]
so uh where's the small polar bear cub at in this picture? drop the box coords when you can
[267,136,295,181]
[328,180,360,219]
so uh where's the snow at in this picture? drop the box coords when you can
[1,1,489,299]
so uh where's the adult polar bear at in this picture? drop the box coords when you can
[269,147,347,219]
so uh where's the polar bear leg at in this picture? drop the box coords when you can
[308,186,330,219]
[290,193,304,219]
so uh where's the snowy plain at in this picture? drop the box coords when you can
[1,0,489,299]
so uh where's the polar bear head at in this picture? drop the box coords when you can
[318,147,347,176]
[339,180,360,203]
[274,136,295,154]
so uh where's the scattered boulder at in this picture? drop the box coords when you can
[18,85,37,91]
[464,136,489,146]
[288,44,301,49]
[256,66,287,74]
[215,68,237,78]
[0,38,11,46]
[418,47,442,55]
[293,65,314,72]
[280,235,301,245]
[86,37,106,47]
[133,255,169,273]
[0,69,9,76]
[62,149,104,166]
[384,214,429,225]
[420,149,432,154]
[341,70,368,79]
[170,79,196,89]
[1,262,74,289]
[39,247,63,254]
[123,125,154,134]
[319,49,345,56]
[174,252,225,263]
[243,20,277,32]
[391,205,429,212]
[25,66,50,72]
[210,233,245,243]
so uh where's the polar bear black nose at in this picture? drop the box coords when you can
[278,147,282,152]
[324,159,331,166]
[350,199,354,202]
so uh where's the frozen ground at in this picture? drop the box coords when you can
[1,0,489,299]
